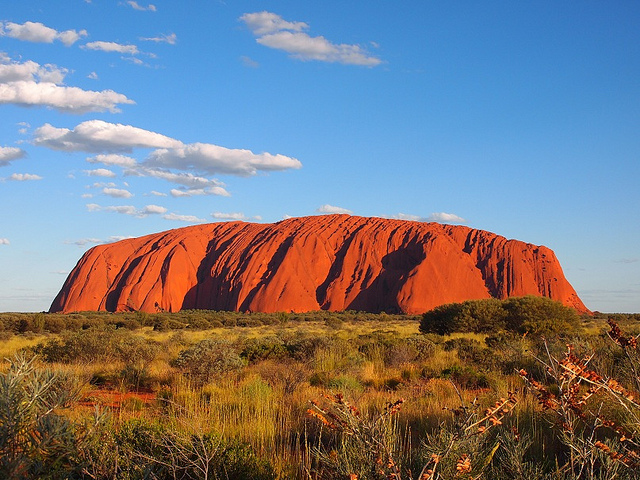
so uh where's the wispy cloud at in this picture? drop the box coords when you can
[0,146,26,166]
[83,41,139,55]
[124,1,157,12]
[0,55,134,113]
[8,173,42,181]
[163,213,206,223]
[0,21,87,46]
[147,142,302,176]
[141,33,176,44]
[615,258,639,264]
[85,168,116,177]
[0,238,9,245]
[390,212,467,224]
[86,203,166,217]
[102,187,133,198]
[427,212,466,224]
[240,56,259,68]
[317,204,353,215]
[170,187,230,197]
[240,11,382,66]
[211,212,260,221]
[67,235,133,246]
[87,154,137,168]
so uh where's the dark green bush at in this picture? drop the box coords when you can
[502,295,580,335]
[240,336,288,363]
[420,296,581,336]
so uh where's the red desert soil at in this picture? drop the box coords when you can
[50,214,588,315]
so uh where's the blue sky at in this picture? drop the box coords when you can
[0,1,638,313]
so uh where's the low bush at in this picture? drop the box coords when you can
[171,338,245,385]
[420,295,580,336]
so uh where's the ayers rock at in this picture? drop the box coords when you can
[50,215,588,314]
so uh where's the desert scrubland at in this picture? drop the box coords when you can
[1,301,640,479]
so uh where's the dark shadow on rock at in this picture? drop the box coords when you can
[346,240,426,313]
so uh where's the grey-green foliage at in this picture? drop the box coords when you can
[420,296,579,336]
[0,354,104,479]
[171,338,245,384]
[35,326,159,365]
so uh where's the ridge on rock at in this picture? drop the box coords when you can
[50,215,589,315]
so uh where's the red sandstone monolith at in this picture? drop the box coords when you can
[50,215,588,314]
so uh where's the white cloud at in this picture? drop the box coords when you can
[85,168,117,177]
[86,203,165,217]
[392,213,422,222]
[69,235,133,246]
[240,11,382,66]
[317,204,353,215]
[87,71,99,80]
[141,32,176,44]
[141,204,167,215]
[83,41,140,55]
[35,121,300,177]
[33,120,182,152]
[149,190,167,196]
[36,120,300,197]
[0,56,134,113]
[0,238,9,245]
[102,187,133,198]
[170,187,230,197]
[163,213,206,223]
[17,122,30,135]
[0,21,87,46]
[211,212,249,221]
[0,146,26,166]
[146,142,302,176]
[426,212,466,224]
[240,12,308,36]
[126,1,157,12]
[9,173,42,181]
[89,182,116,188]
[87,153,138,167]
[131,167,222,188]
[388,212,466,224]
[81,193,93,198]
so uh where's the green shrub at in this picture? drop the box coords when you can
[171,338,245,384]
[502,295,580,335]
[240,336,288,363]
[34,326,159,367]
[420,296,580,336]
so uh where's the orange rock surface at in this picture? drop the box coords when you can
[50,215,588,314]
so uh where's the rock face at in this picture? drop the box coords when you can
[50,215,588,314]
